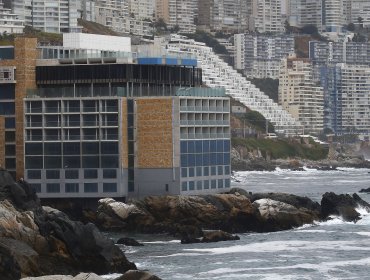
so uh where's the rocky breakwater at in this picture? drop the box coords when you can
[0,169,136,280]
[95,190,321,238]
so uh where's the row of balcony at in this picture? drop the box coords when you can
[180,133,231,139]
[179,120,229,126]
[26,121,118,128]
[25,106,118,114]
[179,106,229,112]
[25,135,119,141]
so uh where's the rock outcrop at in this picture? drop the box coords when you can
[321,192,370,222]
[359,187,370,193]
[21,273,104,280]
[117,237,144,247]
[181,230,240,244]
[116,270,162,280]
[0,169,136,279]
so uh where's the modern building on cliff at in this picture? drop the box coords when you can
[0,34,231,199]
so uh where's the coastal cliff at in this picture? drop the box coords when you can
[0,169,136,279]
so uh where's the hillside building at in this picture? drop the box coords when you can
[0,0,24,34]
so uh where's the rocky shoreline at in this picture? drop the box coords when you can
[2,167,370,279]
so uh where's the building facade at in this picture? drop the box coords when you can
[252,0,284,33]
[287,0,322,29]
[351,0,370,28]
[278,57,324,134]
[0,35,231,199]
[0,0,24,34]
[234,34,295,79]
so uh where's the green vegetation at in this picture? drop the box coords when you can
[240,110,275,133]
[78,19,119,36]
[250,78,279,103]
[232,138,329,160]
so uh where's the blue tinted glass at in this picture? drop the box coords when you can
[210,140,217,152]
[197,181,202,190]
[188,141,195,153]
[196,166,202,176]
[188,154,195,166]
[224,166,230,175]
[218,166,223,175]
[217,140,223,152]
[224,140,230,151]
[196,154,202,166]
[182,181,187,191]
[189,167,195,177]
[180,141,187,153]
[224,153,230,165]
[204,180,209,189]
[217,153,223,165]
[189,181,195,190]
[195,141,202,153]
[203,154,209,166]
[181,168,187,177]
[204,166,209,176]
[218,179,223,188]
[210,153,217,165]
[211,180,216,189]
[225,179,231,188]
[5,118,15,129]
[203,140,210,153]
[211,166,216,175]
[181,154,188,167]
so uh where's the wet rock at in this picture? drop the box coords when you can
[320,192,367,222]
[21,273,104,280]
[201,230,240,243]
[117,237,144,247]
[359,187,370,193]
[116,270,162,280]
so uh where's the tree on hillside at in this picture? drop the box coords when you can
[347,23,355,31]
[301,24,318,35]
[352,33,366,42]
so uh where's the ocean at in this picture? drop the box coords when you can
[104,167,370,280]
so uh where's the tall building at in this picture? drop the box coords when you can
[197,0,250,32]
[128,0,154,20]
[10,0,82,33]
[287,0,322,30]
[323,0,351,32]
[0,0,24,34]
[279,57,324,134]
[351,0,370,28]
[79,0,96,22]
[252,0,284,33]
[0,34,231,199]
[234,34,295,79]
[330,64,370,140]
[156,0,197,33]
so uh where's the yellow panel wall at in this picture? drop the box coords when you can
[136,98,173,168]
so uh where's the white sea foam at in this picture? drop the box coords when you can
[143,240,181,244]
[151,252,206,258]
[354,232,370,237]
[101,273,123,279]
[297,229,336,233]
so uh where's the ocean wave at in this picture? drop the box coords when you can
[142,240,181,244]
[101,273,123,279]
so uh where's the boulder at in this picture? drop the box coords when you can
[359,187,370,193]
[201,230,240,243]
[116,270,162,280]
[21,273,104,280]
[117,237,144,247]
[320,192,367,222]
[253,199,317,231]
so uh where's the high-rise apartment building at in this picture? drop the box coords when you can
[197,0,250,32]
[0,0,24,34]
[252,0,284,33]
[287,0,322,29]
[323,0,351,32]
[10,0,82,33]
[156,0,197,33]
[279,57,324,134]
[234,34,295,79]
[351,0,370,28]
[129,0,154,20]
[0,35,231,199]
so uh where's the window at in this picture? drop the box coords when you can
[211,179,217,189]
[5,145,15,156]
[65,183,79,193]
[46,170,60,179]
[189,181,195,191]
[5,158,15,169]
[5,131,15,142]
[46,183,60,193]
[218,166,223,175]
[84,183,98,193]
[211,166,216,176]
[82,142,99,154]
[5,118,15,129]
[224,166,230,175]
[25,143,43,155]
[181,181,187,191]
[44,143,61,155]
[63,142,80,155]
[204,180,209,189]
[196,167,202,177]
[101,142,118,154]
[188,141,195,153]
[31,184,41,193]
[103,169,116,179]
[0,102,15,115]
[188,167,194,177]
[180,141,187,153]
[181,168,187,178]
[224,153,230,165]
[203,154,209,166]
[181,154,187,167]
[65,169,79,179]
[44,156,61,168]
[84,169,97,179]
[225,179,231,188]
[82,156,99,168]
[195,141,202,153]
[101,156,118,168]
[196,181,202,190]
[203,167,209,176]
[25,156,43,169]
[218,179,223,189]
[63,156,80,168]
[103,183,117,192]
[28,170,41,179]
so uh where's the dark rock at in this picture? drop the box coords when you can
[228,188,252,199]
[251,192,321,212]
[116,270,162,280]
[321,192,365,222]
[180,236,201,244]
[0,239,22,280]
[201,230,240,243]
[359,187,370,193]
[117,237,144,247]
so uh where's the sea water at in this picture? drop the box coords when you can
[105,168,370,280]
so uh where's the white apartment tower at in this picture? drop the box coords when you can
[323,0,351,32]
[279,58,324,134]
[253,0,284,33]
[351,0,370,28]
[0,0,24,34]
[128,0,154,20]
[95,0,129,33]
[287,0,322,30]
[10,0,81,33]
